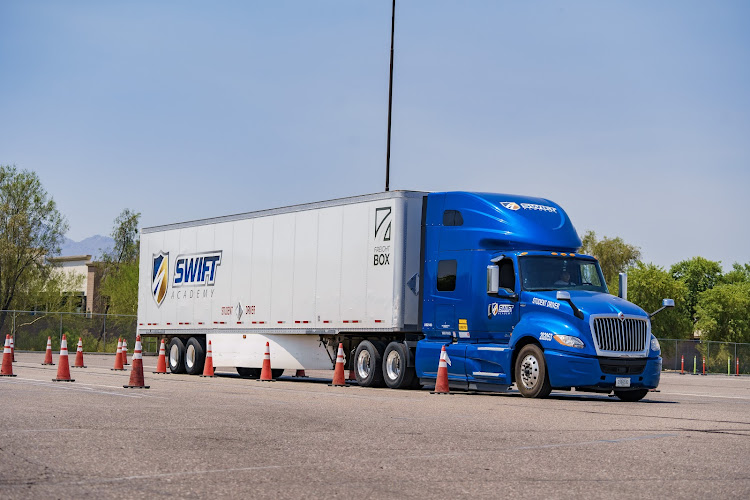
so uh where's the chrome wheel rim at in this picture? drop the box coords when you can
[170,344,179,368]
[357,349,371,379]
[520,354,539,390]
[386,350,401,381]
[186,344,195,370]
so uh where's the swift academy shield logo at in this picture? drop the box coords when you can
[501,202,521,211]
[152,252,169,307]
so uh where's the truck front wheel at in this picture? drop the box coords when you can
[383,342,416,389]
[614,389,649,402]
[168,338,186,374]
[514,344,552,398]
[354,340,385,387]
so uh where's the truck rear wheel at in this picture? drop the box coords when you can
[168,338,186,374]
[514,344,551,398]
[383,342,416,389]
[354,340,385,387]
[185,337,205,375]
[614,389,649,402]
[237,367,261,378]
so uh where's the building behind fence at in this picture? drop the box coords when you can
[3,309,747,373]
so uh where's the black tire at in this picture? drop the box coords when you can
[382,342,416,389]
[185,337,206,375]
[614,389,649,402]
[514,344,552,398]
[271,369,284,379]
[354,340,386,387]
[237,367,261,378]
[168,338,186,374]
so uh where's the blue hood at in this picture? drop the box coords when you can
[525,290,648,320]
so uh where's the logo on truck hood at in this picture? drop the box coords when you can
[501,202,521,211]
[152,252,169,307]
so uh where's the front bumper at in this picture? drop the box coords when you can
[545,349,661,389]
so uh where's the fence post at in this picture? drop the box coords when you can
[103,314,107,353]
[59,312,63,344]
[707,341,710,374]
[11,310,15,348]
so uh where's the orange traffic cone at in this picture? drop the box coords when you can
[122,339,129,365]
[73,337,87,368]
[330,343,347,386]
[52,334,74,382]
[430,345,451,394]
[200,340,215,377]
[124,335,149,389]
[259,342,273,381]
[42,336,55,365]
[153,339,168,374]
[10,335,16,362]
[111,338,125,371]
[294,369,307,377]
[1,335,16,377]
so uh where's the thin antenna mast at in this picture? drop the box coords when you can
[385,0,396,192]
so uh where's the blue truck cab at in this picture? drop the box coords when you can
[415,192,668,402]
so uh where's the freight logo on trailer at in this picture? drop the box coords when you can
[152,252,169,306]
[373,206,392,266]
[173,251,223,287]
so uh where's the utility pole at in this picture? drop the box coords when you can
[385,0,396,191]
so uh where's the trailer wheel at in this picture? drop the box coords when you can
[185,337,205,375]
[514,344,551,398]
[354,340,385,387]
[237,367,261,378]
[168,338,186,374]
[614,389,649,402]
[383,342,416,389]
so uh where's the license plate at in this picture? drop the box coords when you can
[616,377,631,388]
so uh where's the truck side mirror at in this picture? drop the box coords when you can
[649,298,675,319]
[487,265,499,294]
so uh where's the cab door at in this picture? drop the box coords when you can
[482,256,520,342]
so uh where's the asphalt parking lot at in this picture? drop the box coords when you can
[2,352,749,499]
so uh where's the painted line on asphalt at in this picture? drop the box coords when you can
[0,377,166,399]
[662,392,750,401]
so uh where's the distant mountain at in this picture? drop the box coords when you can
[59,235,115,260]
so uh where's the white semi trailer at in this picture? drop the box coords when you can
[138,191,425,385]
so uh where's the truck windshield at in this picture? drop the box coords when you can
[519,256,608,293]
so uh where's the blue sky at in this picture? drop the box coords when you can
[1,1,748,269]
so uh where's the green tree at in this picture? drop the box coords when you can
[579,230,641,294]
[100,209,140,315]
[0,165,68,330]
[626,262,693,339]
[721,262,750,285]
[671,257,723,323]
[695,282,750,343]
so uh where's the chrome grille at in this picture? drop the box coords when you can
[592,317,648,352]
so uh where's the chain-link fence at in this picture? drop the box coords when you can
[0,310,138,354]
[658,338,750,375]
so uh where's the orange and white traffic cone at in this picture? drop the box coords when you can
[200,340,215,377]
[111,338,125,371]
[259,342,273,381]
[72,337,86,368]
[430,345,451,394]
[10,335,16,362]
[52,334,75,382]
[42,336,55,365]
[1,335,16,377]
[153,339,168,374]
[294,369,307,377]
[122,339,129,365]
[330,343,347,386]
[124,335,149,389]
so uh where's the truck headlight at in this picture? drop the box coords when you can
[553,334,584,349]
[650,336,661,352]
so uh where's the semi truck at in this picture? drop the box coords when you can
[137,191,672,401]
